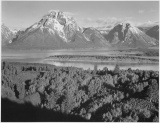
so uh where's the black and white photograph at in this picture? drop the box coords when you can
[1,0,159,122]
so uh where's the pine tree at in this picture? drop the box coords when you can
[113,64,120,74]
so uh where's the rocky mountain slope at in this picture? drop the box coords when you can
[7,10,110,49]
[138,24,159,40]
[1,24,16,46]
[146,25,159,40]
[106,22,158,48]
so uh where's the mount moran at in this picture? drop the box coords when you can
[3,10,110,49]
[2,10,158,49]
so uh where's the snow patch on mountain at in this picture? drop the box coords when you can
[130,26,139,34]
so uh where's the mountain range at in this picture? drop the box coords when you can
[106,22,158,48]
[1,10,159,50]
[3,10,110,49]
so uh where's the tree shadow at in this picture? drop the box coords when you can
[1,98,88,122]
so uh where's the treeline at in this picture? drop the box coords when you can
[47,55,159,63]
[1,61,159,122]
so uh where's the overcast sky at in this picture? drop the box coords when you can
[2,1,159,29]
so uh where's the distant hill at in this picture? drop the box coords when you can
[138,26,152,33]
[6,10,110,50]
[146,25,159,40]
[138,23,159,40]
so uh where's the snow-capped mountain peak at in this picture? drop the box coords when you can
[107,22,158,47]
[24,10,82,42]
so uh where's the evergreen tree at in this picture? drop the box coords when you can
[113,64,120,74]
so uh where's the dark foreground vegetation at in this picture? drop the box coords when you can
[1,61,159,122]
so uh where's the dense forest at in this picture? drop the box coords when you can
[1,61,159,122]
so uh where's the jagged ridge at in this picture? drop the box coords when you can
[106,22,158,48]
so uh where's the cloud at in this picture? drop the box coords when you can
[64,12,76,16]
[48,10,76,16]
[138,10,145,14]
[136,20,159,27]
[148,9,158,13]
[76,17,134,28]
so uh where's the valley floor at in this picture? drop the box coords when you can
[2,48,159,71]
